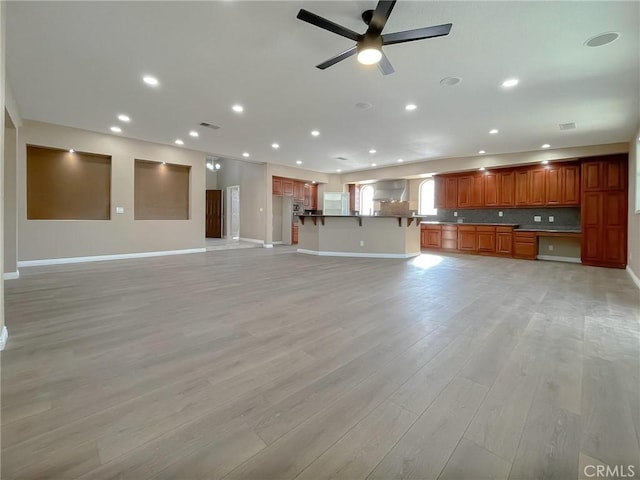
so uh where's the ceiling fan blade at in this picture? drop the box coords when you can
[297,9,361,42]
[316,46,358,70]
[366,0,397,35]
[377,51,395,75]
[382,23,452,46]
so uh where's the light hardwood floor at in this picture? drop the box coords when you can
[2,247,639,479]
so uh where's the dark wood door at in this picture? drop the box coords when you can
[205,190,223,238]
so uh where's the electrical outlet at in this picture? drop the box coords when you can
[498,211,504,217]
[549,216,554,222]
[115,206,124,214]
[360,240,364,246]
[548,245,554,251]
[454,211,458,217]
[534,215,542,222]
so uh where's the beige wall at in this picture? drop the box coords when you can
[629,125,640,280]
[537,237,581,260]
[205,167,218,190]
[4,115,16,273]
[18,121,206,261]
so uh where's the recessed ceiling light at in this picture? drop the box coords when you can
[272,143,280,149]
[162,162,166,165]
[478,150,486,154]
[175,139,184,145]
[371,163,377,167]
[69,149,75,153]
[489,129,499,134]
[232,105,244,113]
[479,167,486,171]
[405,104,417,111]
[336,169,342,172]
[296,160,302,165]
[585,32,620,47]
[501,78,519,88]
[142,75,159,86]
[369,149,377,154]
[542,160,549,165]
[397,159,404,162]
[312,181,316,184]
[110,126,122,133]
[311,130,320,137]
[242,152,250,157]
[541,143,551,149]
[440,76,462,86]
[189,131,199,137]
[117,114,130,122]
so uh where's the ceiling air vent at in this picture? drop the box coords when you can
[559,122,576,130]
[199,122,220,130]
[336,156,349,161]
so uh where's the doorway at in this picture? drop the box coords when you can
[205,190,222,238]
[226,185,240,239]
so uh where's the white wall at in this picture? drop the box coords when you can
[4,115,16,274]
[18,121,206,261]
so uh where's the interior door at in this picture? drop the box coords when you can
[205,190,222,238]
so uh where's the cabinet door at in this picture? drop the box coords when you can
[445,177,458,208]
[426,229,442,248]
[294,182,304,201]
[303,184,311,208]
[273,177,283,195]
[310,184,318,210]
[605,160,625,190]
[529,169,545,205]
[561,164,581,205]
[484,173,498,206]
[476,227,495,253]
[434,176,446,209]
[283,180,294,196]
[498,171,515,206]
[496,231,513,255]
[457,226,476,251]
[441,225,457,249]
[582,162,603,191]
[515,170,530,205]
[581,192,604,263]
[470,175,484,206]
[292,224,298,244]
[457,176,472,208]
[513,232,537,259]
[420,227,429,248]
[545,166,562,205]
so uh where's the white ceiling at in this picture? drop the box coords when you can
[6,1,640,175]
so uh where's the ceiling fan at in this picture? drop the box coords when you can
[296,0,452,75]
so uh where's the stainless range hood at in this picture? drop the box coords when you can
[372,179,408,202]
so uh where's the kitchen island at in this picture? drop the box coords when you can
[297,215,422,258]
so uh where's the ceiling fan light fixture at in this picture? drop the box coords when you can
[357,47,382,65]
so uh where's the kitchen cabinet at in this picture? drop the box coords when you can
[292,224,298,244]
[272,177,283,195]
[305,184,318,210]
[484,173,498,207]
[293,182,304,202]
[476,226,496,254]
[496,226,514,256]
[497,171,515,206]
[441,225,458,250]
[545,165,562,205]
[514,169,530,206]
[283,180,294,196]
[457,176,472,208]
[421,225,442,248]
[561,164,580,205]
[581,155,627,268]
[434,176,446,209]
[513,231,537,259]
[445,177,458,209]
[457,225,477,252]
[529,168,546,206]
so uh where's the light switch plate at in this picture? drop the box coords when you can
[534,215,542,222]
[454,211,458,217]
[498,211,504,217]
[549,216,554,222]
[115,206,124,214]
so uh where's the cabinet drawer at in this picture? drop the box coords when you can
[476,226,496,232]
[496,226,514,234]
[514,232,536,243]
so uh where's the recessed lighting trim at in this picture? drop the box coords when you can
[311,130,320,137]
[242,152,250,158]
[110,126,122,133]
[405,104,417,111]
[271,143,280,149]
[189,131,199,137]
[542,160,549,165]
[478,150,486,154]
[541,143,551,149]
[501,78,519,88]
[142,75,159,86]
[336,169,342,172]
[117,114,130,122]
[479,167,486,171]
[371,163,377,167]
[232,105,244,113]
[296,160,302,165]
[489,129,499,134]
[585,32,620,48]
[312,181,316,184]
[397,159,404,162]
[162,162,166,165]
[369,149,377,154]
[175,139,184,145]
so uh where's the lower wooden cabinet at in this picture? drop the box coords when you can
[292,224,298,244]
[513,231,537,259]
[496,227,514,256]
[441,225,457,250]
[421,225,442,248]
[457,225,477,252]
[476,226,496,254]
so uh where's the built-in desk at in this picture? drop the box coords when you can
[297,215,422,258]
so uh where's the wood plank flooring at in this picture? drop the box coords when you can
[2,247,639,479]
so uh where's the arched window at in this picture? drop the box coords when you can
[360,185,374,216]
[419,179,437,215]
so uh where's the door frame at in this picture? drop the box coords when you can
[226,185,240,239]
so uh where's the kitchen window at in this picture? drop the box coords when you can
[360,185,374,216]
[419,179,437,215]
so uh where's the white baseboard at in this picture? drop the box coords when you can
[272,241,283,245]
[297,248,419,259]
[18,248,206,267]
[0,326,8,351]
[627,266,640,290]
[239,237,265,245]
[537,255,582,264]
[3,270,20,280]
[263,244,274,249]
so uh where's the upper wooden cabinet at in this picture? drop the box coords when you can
[497,171,515,206]
[434,176,458,209]
[514,169,530,206]
[561,164,581,205]
[582,154,627,191]
[529,168,546,206]
[272,177,283,195]
[484,172,498,206]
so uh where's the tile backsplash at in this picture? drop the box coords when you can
[424,207,580,228]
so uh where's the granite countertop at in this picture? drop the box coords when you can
[514,226,581,233]
[299,214,419,218]
[420,221,519,226]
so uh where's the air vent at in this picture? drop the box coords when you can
[559,122,576,130]
[336,156,349,161]
[199,122,220,130]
